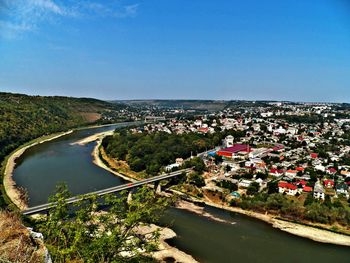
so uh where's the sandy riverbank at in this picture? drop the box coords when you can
[136,224,198,263]
[181,196,350,247]
[91,137,138,182]
[71,130,114,146]
[3,130,73,210]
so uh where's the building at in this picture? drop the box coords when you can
[336,183,349,198]
[278,181,297,196]
[323,179,335,189]
[313,182,325,200]
[238,179,253,188]
[223,135,234,148]
[217,144,251,158]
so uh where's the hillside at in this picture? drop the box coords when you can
[115,99,229,111]
[0,92,130,207]
[0,210,46,263]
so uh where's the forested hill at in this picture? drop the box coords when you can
[0,92,129,165]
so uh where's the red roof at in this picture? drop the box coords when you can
[278,182,297,190]
[270,168,284,174]
[296,180,307,186]
[198,127,209,133]
[310,153,318,159]
[303,186,313,192]
[296,167,304,172]
[217,144,251,157]
[272,145,284,151]
[324,179,334,186]
[327,168,337,173]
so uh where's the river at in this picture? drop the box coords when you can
[12,124,350,263]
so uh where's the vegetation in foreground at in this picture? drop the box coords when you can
[35,184,171,263]
[0,210,45,263]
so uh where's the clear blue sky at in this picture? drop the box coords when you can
[1,0,350,102]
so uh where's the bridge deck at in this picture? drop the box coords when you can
[22,168,191,216]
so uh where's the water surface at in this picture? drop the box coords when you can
[13,123,350,263]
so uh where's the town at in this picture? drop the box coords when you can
[107,101,350,230]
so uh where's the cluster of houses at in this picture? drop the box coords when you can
[132,102,350,202]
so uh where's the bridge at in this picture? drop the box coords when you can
[144,116,166,122]
[22,168,191,216]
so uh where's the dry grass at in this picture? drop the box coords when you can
[0,211,44,263]
[79,112,101,123]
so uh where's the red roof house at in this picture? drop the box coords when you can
[327,168,337,174]
[310,153,318,159]
[323,179,335,188]
[303,186,313,192]
[217,144,251,158]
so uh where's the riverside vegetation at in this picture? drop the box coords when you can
[102,128,245,176]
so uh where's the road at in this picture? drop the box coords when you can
[22,168,191,216]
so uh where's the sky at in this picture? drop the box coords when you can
[1,0,350,102]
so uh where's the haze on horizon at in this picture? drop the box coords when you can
[1,0,350,103]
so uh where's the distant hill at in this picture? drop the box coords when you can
[114,99,230,111]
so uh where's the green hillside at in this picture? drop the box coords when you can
[0,92,130,207]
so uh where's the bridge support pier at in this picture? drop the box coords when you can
[154,181,162,194]
[127,190,133,204]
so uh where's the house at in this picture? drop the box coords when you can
[336,183,349,198]
[176,158,184,165]
[278,181,297,196]
[198,127,209,134]
[223,135,234,147]
[238,179,253,188]
[274,126,287,136]
[327,167,337,175]
[303,186,313,193]
[313,182,325,200]
[310,153,318,159]
[285,170,297,177]
[165,163,180,171]
[323,179,335,189]
[217,144,251,158]
[296,167,305,172]
[269,168,284,177]
[340,170,350,177]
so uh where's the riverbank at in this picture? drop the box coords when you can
[175,194,350,247]
[93,144,350,247]
[3,130,73,210]
[136,224,198,263]
[91,137,138,182]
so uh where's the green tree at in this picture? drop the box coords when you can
[246,182,260,196]
[38,183,170,263]
[267,181,278,194]
[187,172,205,187]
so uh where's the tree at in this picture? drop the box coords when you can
[303,192,314,206]
[38,183,170,263]
[267,181,279,194]
[246,182,260,196]
[187,172,205,187]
